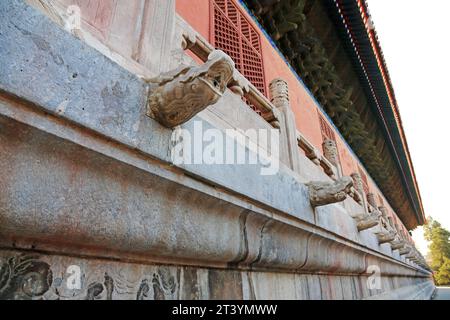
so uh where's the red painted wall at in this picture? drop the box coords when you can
[176,0,210,40]
[177,0,324,150]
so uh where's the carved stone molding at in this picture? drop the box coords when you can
[268,78,302,172]
[307,176,353,207]
[351,172,369,213]
[406,250,419,261]
[0,0,432,294]
[348,186,360,204]
[374,212,398,245]
[146,50,236,128]
[269,78,290,109]
[181,29,197,51]
[378,206,389,219]
[0,249,433,300]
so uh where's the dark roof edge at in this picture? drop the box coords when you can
[325,0,425,227]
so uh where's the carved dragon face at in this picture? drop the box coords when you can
[0,257,53,300]
[323,139,335,149]
[199,54,235,98]
[148,50,236,128]
[20,261,53,298]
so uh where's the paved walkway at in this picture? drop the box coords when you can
[432,287,450,300]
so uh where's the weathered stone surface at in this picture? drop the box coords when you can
[269,78,303,172]
[367,193,377,208]
[0,249,435,300]
[355,214,380,231]
[307,176,353,207]
[379,205,389,219]
[146,50,236,128]
[0,110,431,278]
[322,138,339,167]
[0,0,317,227]
[0,0,169,162]
[351,172,369,212]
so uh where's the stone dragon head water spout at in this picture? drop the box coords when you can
[146,50,236,128]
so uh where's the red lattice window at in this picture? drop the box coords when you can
[358,166,369,195]
[211,0,266,113]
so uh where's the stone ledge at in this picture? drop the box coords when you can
[0,0,430,278]
[365,280,435,300]
[0,101,430,278]
[0,0,315,227]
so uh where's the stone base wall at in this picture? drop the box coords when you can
[0,249,434,300]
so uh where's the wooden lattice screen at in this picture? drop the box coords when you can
[211,0,266,112]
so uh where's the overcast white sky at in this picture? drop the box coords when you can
[367,0,450,255]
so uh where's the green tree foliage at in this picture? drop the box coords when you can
[435,258,450,286]
[423,217,450,285]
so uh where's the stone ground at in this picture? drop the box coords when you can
[432,287,450,300]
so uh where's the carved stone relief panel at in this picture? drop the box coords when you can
[0,251,185,300]
[322,138,339,167]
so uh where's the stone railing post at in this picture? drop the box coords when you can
[367,193,377,209]
[269,78,302,173]
[322,138,342,177]
[351,172,369,214]
[379,206,389,221]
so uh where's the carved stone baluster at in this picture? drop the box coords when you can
[376,230,397,245]
[269,78,302,173]
[351,172,369,214]
[367,193,377,209]
[322,138,341,177]
[378,206,389,220]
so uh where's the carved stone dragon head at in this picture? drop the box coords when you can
[307,176,354,207]
[147,50,236,128]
